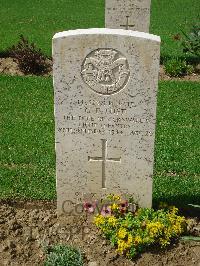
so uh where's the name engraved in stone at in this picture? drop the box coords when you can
[80,107,127,115]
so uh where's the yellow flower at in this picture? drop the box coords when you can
[108,216,118,226]
[164,227,171,238]
[146,221,164,237]
[159,237,170,247]
[113,195,121,201]
[134,235,142,245]
[177,216,186,224]
[107,194,121,201]
[171,206,178,214]
[93,214,105,226]
[172,224,181,234]
[172,218,186,234]
[127,234,133,245]
[117,239,128,253]
[117,228,127,239]
[111,203,119,211]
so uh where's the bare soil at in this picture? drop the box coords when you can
[0,58,24,76]
[0,57,199,81]
[0,200,200,266]
[0,57,52,77]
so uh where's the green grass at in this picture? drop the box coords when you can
[0,76,199,205]
[0,76,55,199]
[0,0,199,58]
[0,0,104,56]
[151,0,200,60]
[154,81,200,206]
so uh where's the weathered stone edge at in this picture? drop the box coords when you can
[53,28,161,43]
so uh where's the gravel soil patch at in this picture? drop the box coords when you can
[0,200,200,266]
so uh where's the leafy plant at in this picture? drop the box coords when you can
[180,236,200,242]
[44,245,83,266]
[188,204,200,209]
[8,35,51,75]
[90,194,187,259]
[164,58,194,77]
[180,21,200,57]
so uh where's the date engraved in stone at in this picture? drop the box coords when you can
[81,48,130,96]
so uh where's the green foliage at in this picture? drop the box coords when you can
[0,76,55,199]
[8,35,51,75]
[180,236,200,241]
[150,0,200,59]
[93,195,187,259]
[44,245,83,266]
[188,204,200,209]
[181,21,200,57]
[164,58,194,77]
[0,0,104,56]
[154,81,200,207]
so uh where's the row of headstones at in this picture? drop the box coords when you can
[53,0,160,215]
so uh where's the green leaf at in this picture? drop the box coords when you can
[188,204,200,209]
[180,236,200,242]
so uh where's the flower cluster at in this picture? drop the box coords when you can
[92,195,187,259]
[83,193,137,216]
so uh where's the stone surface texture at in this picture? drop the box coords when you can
[53,29,160,214]
[105,0,151,32]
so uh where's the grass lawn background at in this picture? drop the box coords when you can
[0,76,199,206]
[0,0,199,58]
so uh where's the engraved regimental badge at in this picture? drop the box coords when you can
[81,48,130,95]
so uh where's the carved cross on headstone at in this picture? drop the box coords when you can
[88,139,121,189]
[120,16,135,30]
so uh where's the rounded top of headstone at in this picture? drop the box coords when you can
[53,28,161,43]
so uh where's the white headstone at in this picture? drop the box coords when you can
[105,0,151,32]
[53,28,160,214]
